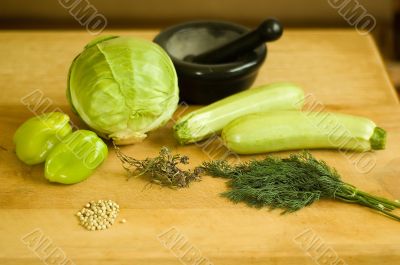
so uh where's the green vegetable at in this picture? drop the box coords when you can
[13,112,72,165]
[173,82,304,145]
[201,152,400,221]
[45,130,108,184]
[67,36,179,145]
[223,111,386,154]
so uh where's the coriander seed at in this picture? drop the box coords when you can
[76,199,120,231]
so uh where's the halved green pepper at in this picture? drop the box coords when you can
[45,130,108,184]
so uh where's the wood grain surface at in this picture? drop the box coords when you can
[0,29,399,265]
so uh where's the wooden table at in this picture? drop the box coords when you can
[1,29,399,265]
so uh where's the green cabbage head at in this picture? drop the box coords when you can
[67,36,179,145]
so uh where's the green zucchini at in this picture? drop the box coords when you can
[173,82,304,144]
[222,111,386,154]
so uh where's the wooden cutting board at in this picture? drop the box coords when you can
[0,29,399,265]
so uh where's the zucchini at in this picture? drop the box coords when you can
[222,111,386,154]
[174,82,304,144]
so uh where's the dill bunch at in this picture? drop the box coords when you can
[115,145,202,188]
[201,151,400,221]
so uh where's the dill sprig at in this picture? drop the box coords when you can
[115,145,202,188]
[201,151,400,221]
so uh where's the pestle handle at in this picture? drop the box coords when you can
[190,19,283,64]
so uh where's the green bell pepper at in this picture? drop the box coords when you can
[13,112,72,165]
[45,130,108,184]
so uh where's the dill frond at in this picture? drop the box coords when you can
[201,151,400,221]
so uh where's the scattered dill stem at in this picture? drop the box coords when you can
[114,144,202,188]
[200,151,400,222]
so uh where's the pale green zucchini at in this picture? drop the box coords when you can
[222,111,386,154]
[173,82,304,144]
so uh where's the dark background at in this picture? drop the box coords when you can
[1,0,399,90]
